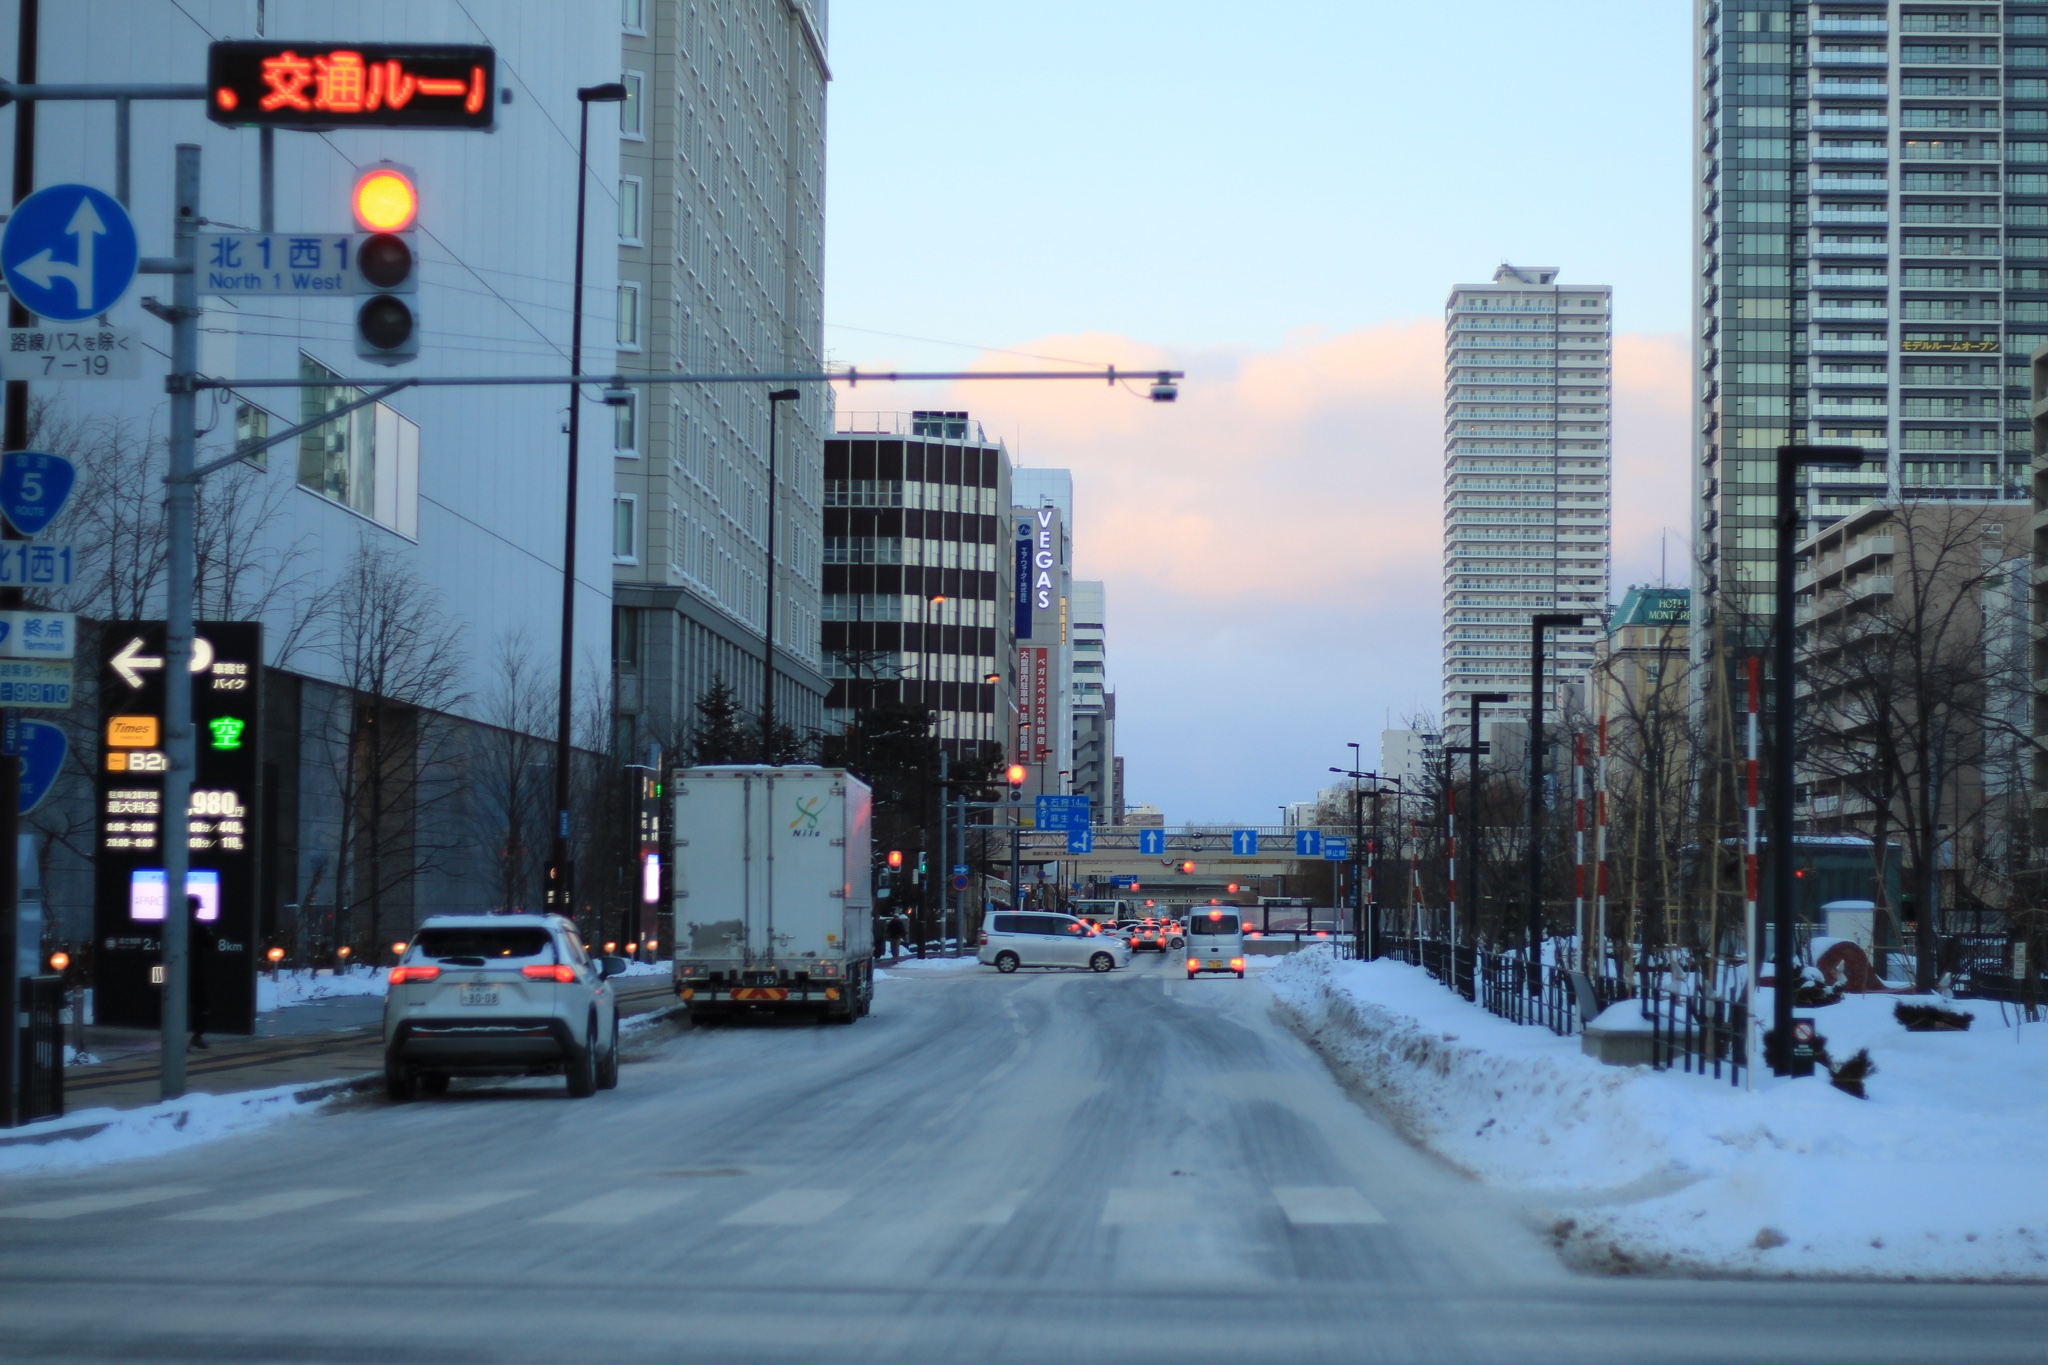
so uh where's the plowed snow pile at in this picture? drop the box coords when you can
[1266,947,2048,1279]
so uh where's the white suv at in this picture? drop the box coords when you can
[383,914,625,1100]
[978,912,1129,973]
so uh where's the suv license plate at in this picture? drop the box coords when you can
[459,985,500,1007]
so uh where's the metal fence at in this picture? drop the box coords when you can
[1474,951,1584,1037]
[18,975,64,1123]
[1641,985,1748,1087]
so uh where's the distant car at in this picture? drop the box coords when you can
[382,913,625,1101]
[1185,908,1246,979]
[979,912,1129,973]
[1129,917,1166,952]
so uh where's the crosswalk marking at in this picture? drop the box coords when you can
[349,1191,533,1224]
[537,1189,690,1226]
[1,1186,208,1220]
[722,1189,851,1226]
[1102,1187,1201,1225]
[165,1189,364,1222]
[1273,1186,1388,1226]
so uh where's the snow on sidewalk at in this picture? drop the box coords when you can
[255,968,388,1011]
[1266,946,2048,1280]
[0,1083,342,1179]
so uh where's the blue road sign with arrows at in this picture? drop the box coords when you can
[1295,829,1322,856]
[0,452,77,536]
[1067,828,1095,855]
[1323,836,1350,861]
[4,715,67,815]
[1,185,140,323]
[1138,828,1165,856]
[1230,829,1259,856]
[1036,793,1090,832]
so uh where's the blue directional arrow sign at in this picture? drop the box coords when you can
[1067,827,1095,855]
[1138,828,1165,856]
[0,452,77,537]
[1295,829,1323,857]
[1,185,140,323]
[4,715,67,815]
[1323,836,1350,861]
[1231,829,1259,857]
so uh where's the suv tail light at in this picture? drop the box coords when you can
[522,964,576,982]
[389,965,440,984]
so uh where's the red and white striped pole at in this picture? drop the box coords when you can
[1410,816,1422,943]
[1745,656,1762,1090]
[1594,711,1609,978]
[1446,782,1458,966]
[1573,731,1587,970]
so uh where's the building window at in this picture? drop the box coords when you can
[234,402,271,468]
[618,176,642,244]
[621,0,645,34]
[620,72,645,138]
[613,496,638,563]
[613,605,640,668]
[614,392,638,456]
[296,353,419,538]
[617,283,641,350]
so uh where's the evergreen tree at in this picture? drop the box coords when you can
[689,680,756,765]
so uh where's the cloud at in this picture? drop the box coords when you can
[833,321,1690,823]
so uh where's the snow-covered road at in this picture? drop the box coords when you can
[1,952,2045,1363]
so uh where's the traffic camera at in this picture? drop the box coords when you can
[349,162,420,364]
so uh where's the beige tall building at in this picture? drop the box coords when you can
[613,0,833,750]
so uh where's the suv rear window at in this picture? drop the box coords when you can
[414,928,554,962]
[1190,916,1240,935]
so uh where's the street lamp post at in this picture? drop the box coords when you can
[1464,691,1512,948]
[760,387,800,758]
[1527,613,1593,993]
[546,81,627,918]
[1769,443,1863,1071]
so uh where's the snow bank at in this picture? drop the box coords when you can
[1266,946,2048,1279]
[255,968,387,1011]
[0,1082,342,1178]
[875,955,984,978]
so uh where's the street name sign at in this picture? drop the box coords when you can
[208,42,498,131]
[0,542,76,588]
[1,327,139,380]
[0,452,77,535]
[1138,828,1165,856]
[0,660,71,709]
[1323,836,1350,861]
[0,184,139,322]
[1231,829,1259,857]
[0,610,75,659]
[1294,829,1323,857]
[201,232,358,295]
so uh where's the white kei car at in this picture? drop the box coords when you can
[382,913,627,1100]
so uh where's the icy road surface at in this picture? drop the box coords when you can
[1,953,2045,1363]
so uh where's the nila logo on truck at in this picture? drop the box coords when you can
[788,795,824,837]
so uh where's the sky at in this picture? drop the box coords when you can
[820,1,1695,824]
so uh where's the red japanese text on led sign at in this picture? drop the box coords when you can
[207,42,497,131]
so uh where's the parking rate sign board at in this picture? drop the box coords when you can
[0,184,139,322]
[93,621,264,1033]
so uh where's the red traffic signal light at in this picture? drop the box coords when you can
[1007,765,1027,786]
[1180,860,1196,875]
[887,850,903,869]
[1227,883,1239,894]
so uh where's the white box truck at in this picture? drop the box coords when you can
[671,766,874,1024]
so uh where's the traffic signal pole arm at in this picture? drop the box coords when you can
[190,366,1185,393]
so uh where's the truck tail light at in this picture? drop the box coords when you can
[522,964,576,982]
[388,965,440,985]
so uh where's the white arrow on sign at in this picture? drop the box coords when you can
[13,198,106,314]
[111,633,213,688]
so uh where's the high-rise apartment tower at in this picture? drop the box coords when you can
[1443,266,1614,730]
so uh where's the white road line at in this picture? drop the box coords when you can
[1,1186,208,1220]
[165,1189,364,1222]
[537,1189,691,1226]
[721,1189,852,1226]
[963,1201,1018,1226]
[349,1191,534,1223]
[1101,1187,1202,1225]
[1273,1186,1388,1226]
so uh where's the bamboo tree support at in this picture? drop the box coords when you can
[1745,655,1762,1091]
[1573,731,1587,970]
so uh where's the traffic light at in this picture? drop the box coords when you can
[350,162,420,364]
[1181,860,1196,875]
[887,850,903,869]
[1227,884,1239,894]
[1007,764,1026,803]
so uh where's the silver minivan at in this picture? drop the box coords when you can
[1184,907,1245,978]
[979,911,1129,973]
